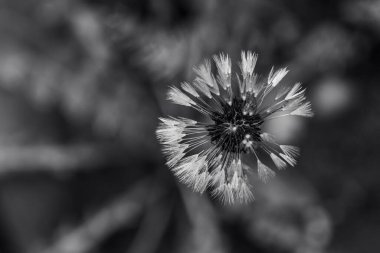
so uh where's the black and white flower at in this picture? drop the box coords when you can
[157,51,313,204]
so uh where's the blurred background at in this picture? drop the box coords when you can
[0,0,379,252]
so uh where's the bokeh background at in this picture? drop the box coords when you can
[0,0,379,252]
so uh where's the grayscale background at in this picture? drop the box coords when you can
[0,0,379,252]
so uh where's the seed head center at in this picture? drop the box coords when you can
[207,97,263,153]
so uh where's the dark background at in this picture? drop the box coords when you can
[0,0,379,252]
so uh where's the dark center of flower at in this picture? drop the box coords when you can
[207,97,263,153]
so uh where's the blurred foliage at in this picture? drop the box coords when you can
[0,0,379,253]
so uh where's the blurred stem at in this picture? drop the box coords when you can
[0,144,115,175]
[38,178,152,253]
[127,178,173,253]
[178,188,227,253]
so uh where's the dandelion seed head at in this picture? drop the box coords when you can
[156,51,313,204]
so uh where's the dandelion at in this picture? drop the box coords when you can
[156,51,313,204]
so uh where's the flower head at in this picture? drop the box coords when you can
[157,51,313,204]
